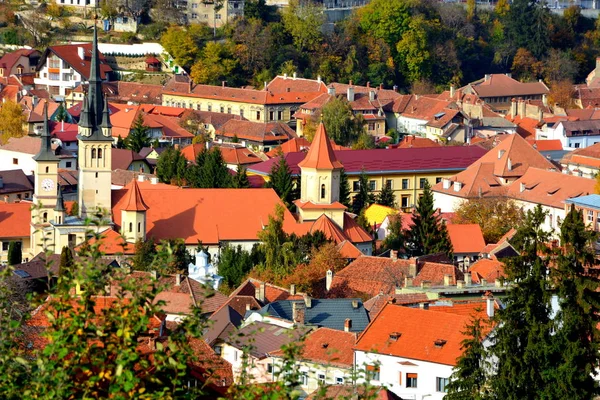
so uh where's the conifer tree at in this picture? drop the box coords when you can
[406,181,452,258]
[351,169,374,215]
[339,168,351,207]
[198,147,232,188]
[489,205,555,400]
[377,181,396,207]
[59,246,74,276]
[126,113,151,153]
[131,237,157,271]
[446,314,489,400]
[7,241,21,266]
[233,164,251,188]
[156,146,187,186]
[267,155,295,208]
[116,135,126,149]
[547,205,600,399]
[54,102,68,122]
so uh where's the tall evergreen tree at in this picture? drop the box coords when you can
[490,205,555,400]
[267,155,296,208]
[377,181,396,207]
[116,135,126,149]
[257,204,298,277]
[126,113,151,153]
[156,146,187,186]
[59,246,74,276]
[233,164,251,188]
[131,237,157,271]
[547,205,600,399]
[446,314,489,400]
[406,181,452,258]
[351,169,374,215]
[339,168,351,207]
[7,241,21,266]
[54,102,68,122]
[198,148,232,188]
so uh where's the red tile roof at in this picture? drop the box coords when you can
[355,303,471,366]
[342,213,373,243]
[466,74,548,98]
[229,278,301,304]
[396,135,442,149]
[218,146,262,166]
[217,120,296,143]
[181,143,205,162]
[266,137,311,157]
[44,43,112,80]
[270,327,355,368]
[83,228,135,255]
[122,179,149,211]
[266,76,328,94]
[446,224,486,254]
[0,201,31,238]
[469,258,506,284]
[0,48,38,71]
[526,139,563,151]
[115,81,162,105]
[298,122,343,170]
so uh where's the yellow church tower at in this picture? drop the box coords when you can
[294,122,346,227]
[77,24,113,221]
[30,104,60,254]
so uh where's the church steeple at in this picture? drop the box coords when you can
[33,103,59,162]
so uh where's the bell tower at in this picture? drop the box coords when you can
[77,24,113,220]
[120,179,148,243]
[30,103,60,254]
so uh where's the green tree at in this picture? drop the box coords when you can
[352,131,375,150]
[156,146,188,186]
[130,237,157,271]
[59,246,74,276]
[406,181,453,258]
[233,164,251,188]
[154,238,192,274]
[218,245,254,288]
[490,205,554,399]
[322,97,363,146]
[381,213,404,253]
[116,135,126,149]
[454,197,524,243]
[54,102,68,122]
[339,168,351,208]
[505,0,550,59]
[198,148,233,188]
[281,0,325,52]
[125,113,151,153]
[548,205,600,399]
[396,16,439,83]
[267,154,296,209]
[377,182,396,208]
[7,241,21,266]
[160,26,200,69]
[190,41,239,85]
[256,204,298,278]
[446,314,490,400]
[357,0,412,49]
[244,0,272,21]
[351,169,374,215]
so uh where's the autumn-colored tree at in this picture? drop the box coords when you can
[0,100,25,144]
[190,41,239,85]
[410,79,436,95]
[454,196,524,243]
[495,0,509,17]
[281,242,346,295]
[511,48,543,82]
[548,80,576,109]
[160,26,200,69]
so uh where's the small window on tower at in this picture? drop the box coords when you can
[138,222,141,232]
[98,148,103,159]
[45,166,49,173]
[95,172,98,178]
[321,184,326,199]
[42,212,48,223]
[91,149,97,159]
[129,222,133,233]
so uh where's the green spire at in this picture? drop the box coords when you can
[54,184,65,212]
[33,102,59,162]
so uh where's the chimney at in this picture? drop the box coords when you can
[292,301,305,324]
[450,85,456,98]
[175,274,181,286]
[484,292,495,318]
[256,282,266,303]
[457,280,465,289]
[366,82,370,88]
[326,269,333,291]
[189,79,193,94]
[246,303,251,311]
[498,149,505,159]
[510,99,517,117]
[444,274,453,287]
[150,177,159,185]
[78,46,85,60]
[419,302,429,310]
[304,295,312,308]
[480,278,488,286]
[409,260,417,277]
[150,270,158,280]
[390,250,398,261]
[507,158,512,171]
[538,108,543,122]
[352,300,359,309]
[344,318,352,332]
[327,87,335,96]
[137,174,145,182]
[404,276,413,287]
[495,278,502,287]
[317,75,321,83]
[484,74,491,81]
[293,72,297,79]
[393,85,398,92]
[222,81,226,87]
[520,182,526,193]
[453,181,462,192]
[542,93,548,107]
[347,86,355,102]
[465,273,472,286]
[421,281,431,289]
[518,100,526,117]
[369,90,375,102]
[283,73,288,80]
[290,284,296,295]
[148,337,156,350]
[505,72,512,78]
[442,178,451,190]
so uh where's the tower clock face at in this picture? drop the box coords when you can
[41,178,55,192]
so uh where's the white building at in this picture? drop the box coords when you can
[0,136,76,174]
[188,249,222,290]
[540,120,600,150]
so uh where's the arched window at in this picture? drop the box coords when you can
[129,222,133,233]
[98,148,103,159]
[91,148,97,159]
[45,166,49,173]
[42,212,48,223]
[321,184,326,199]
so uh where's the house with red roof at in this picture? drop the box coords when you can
[214,119,297,152]
[354,302,494,399]
[0,201,32,263]
[0,48,40,79]
[446,223,486,262]
[560,142,600,178]
[34,42,113,98]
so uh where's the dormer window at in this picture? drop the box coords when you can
[434,339,447,348]
[389,332,401,341]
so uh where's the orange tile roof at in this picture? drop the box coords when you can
[270,327,355,368]
[295,200,347,210]
[526,139,563,151]
[266,137,311,157]
[446,224,486,254]
[229,278,300,304]
[122,179,149,211]
[342,213,373,243]
[466,74,548,98]
[83,228,135,255]
[297,123,343,170]
[412,262,462,287]
[310,214,348,244]
[469,258,505,284]
[430,299,497,321]
[267,76,328,94]
[217,120,296,143]
[396,135,442,149]
[0,201,31,238]
[337,240,363,259]
[355,303,471,366]
[111,185,298,245]
[218,146,262,166]
[181,143,205,162]
[507,168,596,208]
[505,115,539,138]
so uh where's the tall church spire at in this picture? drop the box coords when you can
[33,102,59,162]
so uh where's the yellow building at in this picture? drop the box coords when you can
[249,144,488,212]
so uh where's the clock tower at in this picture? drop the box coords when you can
[30,103,60,254]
